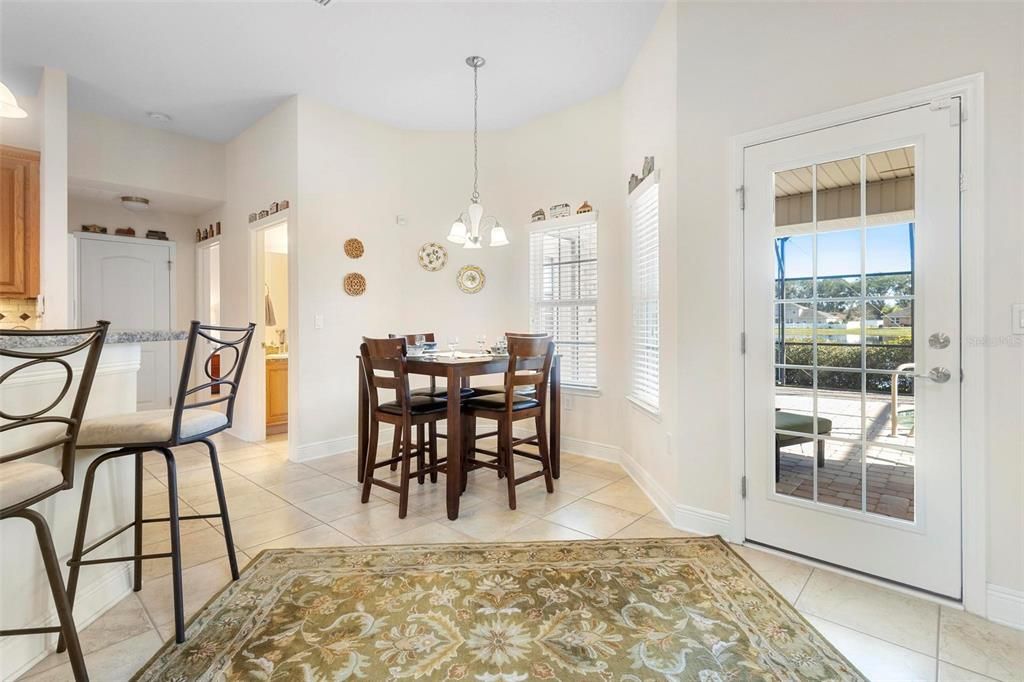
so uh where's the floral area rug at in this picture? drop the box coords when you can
[133,537,863,681]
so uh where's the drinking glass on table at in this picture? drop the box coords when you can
[447,336,459,356]
[476,334,487,353]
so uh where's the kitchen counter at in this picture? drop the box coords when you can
[0,329,187,349]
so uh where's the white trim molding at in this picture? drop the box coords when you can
[986,585,1024,631]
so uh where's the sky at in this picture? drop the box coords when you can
[776,223,914,281]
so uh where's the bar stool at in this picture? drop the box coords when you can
[0,321,109,682]
[463,335,556,509]
[471,332,548,398]
[359,337,449,518]
[62,321,255,648]
[387,333,473,476]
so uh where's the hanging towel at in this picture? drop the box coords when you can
[264,284,277,327]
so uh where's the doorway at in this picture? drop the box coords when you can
[742,102,963,597]
[262,223,289,436]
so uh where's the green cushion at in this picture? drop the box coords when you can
[776,411,832,442]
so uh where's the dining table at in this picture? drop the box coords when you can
[356,350,561,520]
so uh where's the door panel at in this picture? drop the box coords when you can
[744,103,961,597]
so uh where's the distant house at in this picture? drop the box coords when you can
[782,303,842,326]
[883,306,913,327]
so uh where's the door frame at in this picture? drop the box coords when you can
[727,74,986,615]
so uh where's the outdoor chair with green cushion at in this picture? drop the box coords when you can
[775,411,832,482]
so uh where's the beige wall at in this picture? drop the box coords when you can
[675,1,1023,593]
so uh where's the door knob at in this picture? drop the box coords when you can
[912,367,952,383]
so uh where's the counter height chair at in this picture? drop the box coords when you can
[472,332,549,398]
[0,321,109,682]
[462,335,555,509]
[61,321,255,648]
[360,337,449,518]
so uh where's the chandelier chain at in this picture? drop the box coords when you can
[472,62,480,203]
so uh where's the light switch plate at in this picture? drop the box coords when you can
[1013,304,1024,335]
[314,314,324,329]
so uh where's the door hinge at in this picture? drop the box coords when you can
[740,332,747,354]
[741,475,747,499]
[929,97,961,127]
[959,173,967,192]
[736,185,745,211]
[167,260,172,270]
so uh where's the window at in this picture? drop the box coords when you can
[630,177,660,411]
[529,216,598,389]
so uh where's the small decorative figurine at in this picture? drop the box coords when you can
[258,209,269,219]
[279,200,289,210]
[269,202,280,214]
[530,208,546,223]
[115,227,136,237]
[549,203,571,219]
[215,221,221,235]
[576,201,593,214]
[642,156,655,179]
[196,228,202,242]
[248,213,257,223]
[145,230,169,241]
[202,228,209,240]
[628,173,640,193]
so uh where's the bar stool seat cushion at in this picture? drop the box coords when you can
[77,409,229,447]
[464,393,540,411]
[411,386,474,399]
[0,462,64,509]
[378,396,448,416]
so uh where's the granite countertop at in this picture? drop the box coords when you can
[0,329,188,350]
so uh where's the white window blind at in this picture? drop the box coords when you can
[630,180,660,411]
[529,217,598,389]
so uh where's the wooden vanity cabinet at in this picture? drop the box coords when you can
[0,146,40,298]
[266,357,288,434]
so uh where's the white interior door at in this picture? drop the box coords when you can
[78,235,174,411]
[743,102,962,597]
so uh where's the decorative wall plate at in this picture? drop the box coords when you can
[343,272,366,296]
[417,242,448,271]
[344,238,364,259]
[456,265,485,294]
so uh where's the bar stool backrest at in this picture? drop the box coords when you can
[389,332,436,344]
[174,320,256,441]
[360,337,414,417]
[0,321,109,497]
[502,335,554,412]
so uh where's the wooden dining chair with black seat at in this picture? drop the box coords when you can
[472,332,548,398]
[60,320,255,649]
[0,321,109,682]
[360,337,449,517]
[462,335,556,509]
[387,332,473,480]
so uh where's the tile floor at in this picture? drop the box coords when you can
[19,433,1023,681]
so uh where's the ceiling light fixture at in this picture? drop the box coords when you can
[0,81,27,119]
[120,196,150,212]
[447,56,508,249]
[146,111,172,123]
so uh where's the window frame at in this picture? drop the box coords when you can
[527,212,600,392]
[628,171,661,416]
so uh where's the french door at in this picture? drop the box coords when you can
[743,102,962,597]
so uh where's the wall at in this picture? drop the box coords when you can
[674,1,1023,598]
[0,93,40,150]
[38,68,69,327]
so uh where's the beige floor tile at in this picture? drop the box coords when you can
[322,463,363,486]
[796,569,939,656]
[438,504,537,542]
[385,520,479,546]
[730,544,812,604]
[192,488,291,521]
[329,503,433,544]
[305,452,361,476]
[585,477,654,515]
[245,524,359,556]
[806,615,937,681]
[229,461,321,487]
[228,506,321,549]
[139,501,214,544]
[401,483,491,521]
[544,498,640,538]
[567,458,628,481]
[21,629,163,682]
[504,518,594,542]
[938,661,1000,681]
[509,487,581,516]
[150,463,240,489]
[175,475,265,507]
[215,444,281,465]
[939,607,1024,682]
[141,448,210,476]
[546,470,615,498]
[611,516,696,540]
[294,487,389,522]
[141,525,236,580]
[558,452,590,468]
[136,557,237,630]
[141,476,166,496]
[264,473,352,503]
[205,432,255,452]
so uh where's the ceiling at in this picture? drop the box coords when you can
[775,147,916,197]
[0,1,663,142]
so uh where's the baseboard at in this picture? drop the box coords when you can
[293,427,396,463]
[673,503,732,537]
[508,427,622,463]
[2,564,132,681]
[617,449,679,526]
[987,584,1024,630]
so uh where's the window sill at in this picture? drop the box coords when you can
[562,385,601,398]
[626,395,661,421]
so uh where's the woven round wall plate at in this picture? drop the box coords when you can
[417,242,448,272]
[343,238,364,259]
[456,265,485,294]
[343,272,366,296]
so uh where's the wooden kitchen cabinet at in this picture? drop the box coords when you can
[0,146,40,298]
[266,357,288,434]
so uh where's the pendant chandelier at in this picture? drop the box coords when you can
[446,56,508,248]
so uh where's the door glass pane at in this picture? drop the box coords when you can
[771,148,916,520]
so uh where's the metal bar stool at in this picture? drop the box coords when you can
[61,320,254,648]
[462,335,556,509]
[359,337,450,518]
[0,321,109,682]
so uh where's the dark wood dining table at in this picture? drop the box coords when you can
[356,352,560,520]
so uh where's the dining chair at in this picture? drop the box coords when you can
[62,321,255,648]
[0,321,109,682]
[472,332,549,397]
[360,337,449,517]
[462,335,556,509]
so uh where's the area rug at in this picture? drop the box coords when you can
[133,537,863,681]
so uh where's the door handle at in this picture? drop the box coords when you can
[912,367,952,383]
